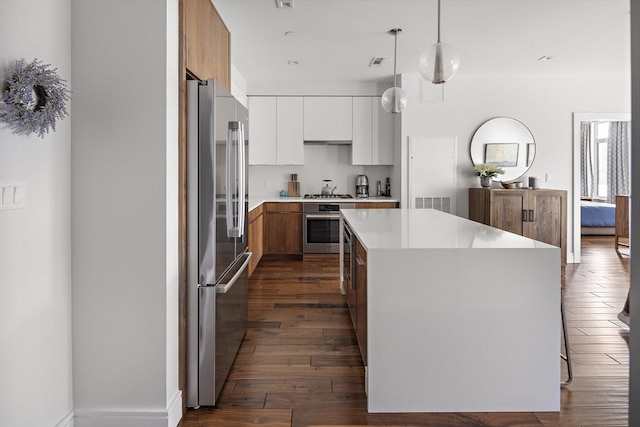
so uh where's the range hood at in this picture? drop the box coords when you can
[303,140,352,145]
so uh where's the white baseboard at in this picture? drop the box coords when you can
[55,409,75,427]
[74,390,182,427]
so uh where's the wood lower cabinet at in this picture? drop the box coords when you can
[264,203,303,255]
[469,188,567,268]
[354,238,367,365]
[345,229,368,366]
[248,205,264,276]
[354,202,398,209]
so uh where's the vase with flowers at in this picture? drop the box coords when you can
[473,163,505,188]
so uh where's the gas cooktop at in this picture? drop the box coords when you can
[304,194,354,199]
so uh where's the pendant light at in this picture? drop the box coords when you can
[381,28,408,114]
[418,0,460,84]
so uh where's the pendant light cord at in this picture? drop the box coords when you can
[393,30,398,87]
[437,0,441,43]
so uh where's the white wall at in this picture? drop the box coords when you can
[71,1,180,426]
[398,72,631,261]
[0,1,74,426]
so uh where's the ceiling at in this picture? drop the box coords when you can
[212,0,631,88]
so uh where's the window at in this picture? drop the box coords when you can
[591,121,610,200]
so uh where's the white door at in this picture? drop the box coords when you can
[408,137,457,214]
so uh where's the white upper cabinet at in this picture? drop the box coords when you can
[303,97,353,141]
[276,97,304,165]
[249,96,304,165]
[352,97,394,165]
[249,97,277,164]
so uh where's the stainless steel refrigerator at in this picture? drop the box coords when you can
[186,78,251,408]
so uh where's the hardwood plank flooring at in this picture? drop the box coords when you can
[180,236,630,426]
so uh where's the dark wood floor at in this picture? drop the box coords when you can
[180,236,631,426]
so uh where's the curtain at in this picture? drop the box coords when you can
[580,122,594,197]
[607,121,631,203]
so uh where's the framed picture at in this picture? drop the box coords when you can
[484,143,519,167]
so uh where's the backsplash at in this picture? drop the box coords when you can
[248,144,392,197]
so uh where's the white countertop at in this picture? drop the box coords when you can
[341,208,555,251]
[248,196,398,212]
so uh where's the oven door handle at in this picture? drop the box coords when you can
[305,214,342,220]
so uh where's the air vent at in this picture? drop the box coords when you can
[369,57,385,67]
[276,0,294,8]
[414,197,451,213]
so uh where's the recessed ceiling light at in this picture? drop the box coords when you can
[284,31,295,37]
[276,0,294,8]
[288,60,299,65]
[369,57,385,67]
[537,55,554,61]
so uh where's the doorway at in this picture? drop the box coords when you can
[572,112,631,263]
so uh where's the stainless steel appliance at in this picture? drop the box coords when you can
[186,78,251,408]
[303,202,355,254]
[355,174,369,198]
[321,179,337,195]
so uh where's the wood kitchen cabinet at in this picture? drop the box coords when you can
[352,97,394,165]
[354,202,398,209]
[248,97,304,165]
[346,230,368,365]
[354,238,368,365]
[264,203,303,255]
[182,0,230,89]
[248,204,264,277]
[469,188,567,268]
[303,97,353,141]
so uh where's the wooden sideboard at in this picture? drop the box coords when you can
[469,188,567,269]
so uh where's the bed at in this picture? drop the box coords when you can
[581,200,616,235]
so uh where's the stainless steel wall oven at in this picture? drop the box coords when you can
[303,202,354,253]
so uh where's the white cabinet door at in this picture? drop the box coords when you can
[303,97,352,141]
[352,97,373,165]
[249,97,277,165]
[374,99,394,165]
[276,97,304,165]
[352,97,394,165]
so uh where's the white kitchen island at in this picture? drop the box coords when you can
[340,208,560,413]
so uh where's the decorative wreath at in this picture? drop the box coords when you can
[0,58,70,138]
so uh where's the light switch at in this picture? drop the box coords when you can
[0,181,26,210]
[13,184,25,205]
[2,185,12,205]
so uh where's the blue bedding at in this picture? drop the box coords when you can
[581,201,616,227]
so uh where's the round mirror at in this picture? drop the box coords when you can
[470,117,536,183]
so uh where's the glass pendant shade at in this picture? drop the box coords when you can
[418,41,460,84]
[381,86,408,114]
[381,28,407,114]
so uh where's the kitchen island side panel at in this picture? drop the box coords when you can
[366,247,560,413]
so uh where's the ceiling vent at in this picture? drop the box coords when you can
[369,57,385,67]
[276,0,294,8]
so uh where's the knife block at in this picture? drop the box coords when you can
[287,181,300,197]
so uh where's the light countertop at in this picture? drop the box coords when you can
[341,208,556,251]
[248,196,398,212]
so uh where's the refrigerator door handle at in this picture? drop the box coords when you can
[226,124,234,238]
[216,252,252,294]
[226,121,244,239]
[237,122,246,238]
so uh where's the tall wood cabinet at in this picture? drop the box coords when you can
[182,0,230,89]
[469,188,567,268]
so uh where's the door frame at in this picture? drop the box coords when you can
[571,112,630,263]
